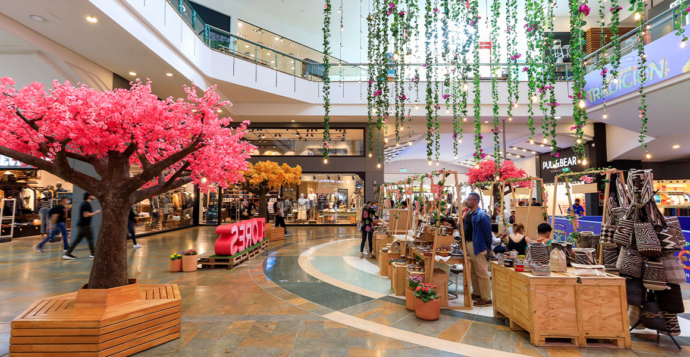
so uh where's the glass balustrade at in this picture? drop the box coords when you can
[166,0,686,83]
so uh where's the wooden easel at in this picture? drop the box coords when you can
[551,169,621,263]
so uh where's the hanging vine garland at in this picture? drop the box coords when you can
[367,4,376,158]
[675,1,689,44]
[322,0,332,162]
[433,5,441,164]
[505,0,519,123]
[535,0,550,147]
[635,0,649,156]
[458,1,471,150]
[525,0,537,145]
[376,0,390,165]
[424,0,433,164]
[393,4,401,147]
[470,0,482,167]
[568,0,589,162]
[609,0,622,88]
[598,0,610,119]
[490,0,501,174]
[546,1,559,157]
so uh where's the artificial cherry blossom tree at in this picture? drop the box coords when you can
[0,78,254,289]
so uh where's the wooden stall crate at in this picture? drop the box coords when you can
[491,263,630,348]
[392,263,407,296]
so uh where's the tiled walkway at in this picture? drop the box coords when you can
[1,226,689,356]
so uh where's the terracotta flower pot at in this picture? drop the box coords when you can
[170,259,182,272]
[388,264,392,279]
[182,255,198,272]
[415,297,440,321]
[405,287,416,311]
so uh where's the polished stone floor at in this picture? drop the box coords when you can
[1,226,689,356]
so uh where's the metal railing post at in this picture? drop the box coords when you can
[192,10,196,30]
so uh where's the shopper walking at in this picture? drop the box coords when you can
[462,192,493,307]
[34,197,70,253]
[128,207,143,249]
[63,193,100,259]
[360,200,378,259]
[275,195,290,237]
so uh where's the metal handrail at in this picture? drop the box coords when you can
[583,3,685,63]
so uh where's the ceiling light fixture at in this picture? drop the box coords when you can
[166,73,173,77]
[86,16,98,23]
[128,71,136,76]
[673,145,680,149]
[30,15,46,22]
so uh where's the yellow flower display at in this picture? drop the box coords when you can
[244,161,302,189]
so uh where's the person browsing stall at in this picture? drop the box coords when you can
[568,198,585,216]
[507,223,531,256]
[463,192,493,307]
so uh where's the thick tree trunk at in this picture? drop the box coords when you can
[257,186,268,219]
[87,196,131,289]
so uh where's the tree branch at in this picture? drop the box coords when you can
[137,137,203,182]
[0,146,56,172]
[130,177,193,204]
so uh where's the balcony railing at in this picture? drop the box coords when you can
[583,3,689,74]
[166,0,578,82]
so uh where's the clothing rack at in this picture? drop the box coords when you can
[0,198,16,242]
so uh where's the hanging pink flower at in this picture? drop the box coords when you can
[522,67,528,72]
[510,53,522,61]
[442,94,450,100]
[323,141,329,149]
[324,3,328,10]
[373,89,382,97]
[600,68,608,76]
[433,7,439,13]
[578,4,591,17]
[422,63,427,67]
[610,6,623,13]
[398,11,405,17]
[685,5,690,13]
[388,2,395,9]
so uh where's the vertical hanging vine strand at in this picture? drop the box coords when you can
[569,0,589,162]
[424,0,433,164]
[636,0,649,156]
[490,0,501,174]
[367,1,375,158]
[525,0,537,145]
[547,1,558,158]
[322,1,332,162]
[610,0,622,89]
[471,0,482,167]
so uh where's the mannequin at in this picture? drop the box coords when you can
[308,188,317,221]
[297,193,308,222]
[55,182,67,192]
[330,191,337,209]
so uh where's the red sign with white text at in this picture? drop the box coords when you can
[215,218,266,256]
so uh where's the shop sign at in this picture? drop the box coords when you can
[214,218,266,256]
[539,146,591,182]
[0,155,25,168]
[584,22,690,107]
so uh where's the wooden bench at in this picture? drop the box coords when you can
[10,280,181,356]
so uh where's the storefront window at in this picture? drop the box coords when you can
[0,169,73,239]
[133,182,195,235]
[654,180,690,216]
[282,173,364,225]
[247,128,364,156]
[199,185,221,225]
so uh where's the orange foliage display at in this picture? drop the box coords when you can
[244,161,302,189]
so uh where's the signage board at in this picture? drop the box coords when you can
[0,155,25,169]
[215,218,266,256]
[584,22,690,107]
[538,146,591,183]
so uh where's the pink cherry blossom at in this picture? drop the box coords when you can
[578,4,591,17]
[323,141,329,149]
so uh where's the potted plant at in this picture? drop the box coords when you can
[414,283,440,321]
[388,258,395,279]
[170,253,182,272]
[181,249,198,272]
[406,275,424,311]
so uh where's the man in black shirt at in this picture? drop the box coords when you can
[34,197,70,253]
[63,193,100,260]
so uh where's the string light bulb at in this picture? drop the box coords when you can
[377,163,381,168]
[463,117,467,122]
[408,142,412,146]
[324,158,328,164]
[436,162,439,166]
[508,117,513,121]
[463,84,468,91]
[578,100,586,109]
[582,158,588,165]
[530,139,534,145]
[428,160,432,166]
[415,105,419,110]
[603,113,608,119]
[646,153,652,159]
[543,138,548,144]
[368,153,372,157]
[576,138,582,144]
[454,155,458,159]
[531,96,538,103]
[682,40,687,48]
[384,137,389,143]
[474,164,479,169]
[613,78,619,84]
[513,103,518,108]
[634,12,640,20]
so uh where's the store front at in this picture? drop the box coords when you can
[0,155,74,241]
[281,173,364,225]
[537,145,596,218]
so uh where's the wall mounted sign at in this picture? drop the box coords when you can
[0,155,25,169]
[538,146,591,182]
[214,218,266,256]
[584,23,690,107]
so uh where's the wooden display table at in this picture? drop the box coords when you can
[491,262,630,348]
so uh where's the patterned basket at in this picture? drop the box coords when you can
[573,248,597,266]
[642,260,667,291]
[659,283,685,314]
[526,242,549,265]
[578,231,593,248]
[626,278,645,306]
[663,312,681,336]
[613,217,635,247]
[661,255,686,284]
[635,222,662,257]
[603,247,620,270]
[620,248,643,278]
[641,301,666,331]
[600,224,616,248]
